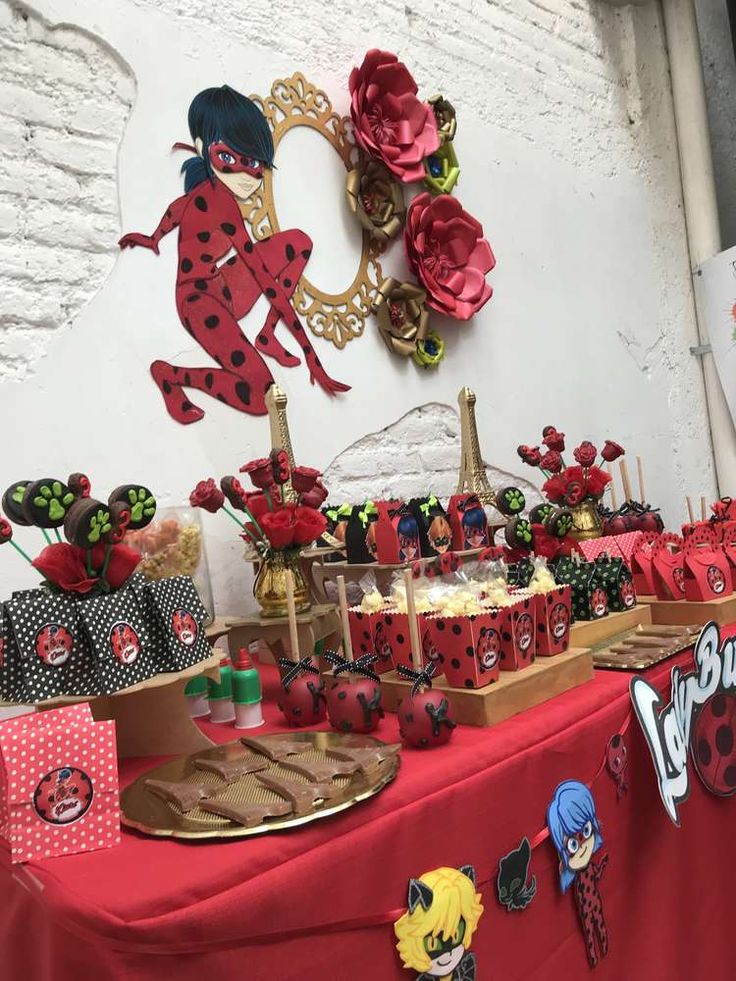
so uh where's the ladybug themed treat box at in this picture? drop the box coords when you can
[0,474,212,703]
[682,527,733,602]
[447,494,490,552]
[550,557,609,621]
[592,555,637,612]
[407,495,452,558]
[651,533,686,602]
[373,501,423,565]
[497,596,537,671]
[423,610,503,688]
[0,704,120,863]
[631,535,659,595]
[522,557,572,656]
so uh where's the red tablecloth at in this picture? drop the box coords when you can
[2,647,733,981]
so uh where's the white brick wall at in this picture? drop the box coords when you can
[0,1,134,380]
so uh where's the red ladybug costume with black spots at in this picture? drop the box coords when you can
[573,855,608,967]
[119,85,349,424]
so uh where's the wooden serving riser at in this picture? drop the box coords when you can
[380,647,593,728]
[0,654,222,759]
[569,605,652,648]
[638,593,736,626]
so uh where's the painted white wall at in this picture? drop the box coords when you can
[0,0,717,616]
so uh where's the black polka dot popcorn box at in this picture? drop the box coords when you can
[0,703,120,864]
[498,596,537,671]
[372,609,421,674]
[533,585,573,657]
[346,607,395,675]
[424,610,502,687]
[550,557,610,622]
[592,555,637,613]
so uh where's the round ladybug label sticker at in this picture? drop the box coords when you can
[33,766,93,826]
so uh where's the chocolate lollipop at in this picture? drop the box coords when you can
[2,481,32,526]
[64,498,113,548]
[496,486,526,517]
[107,500,132,543]
[22,478,75,528]
[505,516,533,549]
[108,485,156,529]
[220,475,247,511]
[68,473,92,498]
[546,508,574,539]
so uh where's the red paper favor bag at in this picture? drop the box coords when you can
[0,705,120,863]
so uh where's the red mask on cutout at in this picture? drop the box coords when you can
[208,142,264,178]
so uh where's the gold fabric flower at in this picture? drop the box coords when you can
[346,158,406,243]
[372,277,429,357]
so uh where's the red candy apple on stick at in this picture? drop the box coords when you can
[276,569,327,727]
[324,575,383,733]
[396,568,456,748]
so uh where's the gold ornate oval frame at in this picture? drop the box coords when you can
[241,73,383,350]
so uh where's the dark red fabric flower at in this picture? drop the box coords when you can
[517,445,542,467]
[542,428,565,452]
[586,467,611,498]
[32,543,140,593]
[405,192,495,320]
[90,543,141,589]
[293,507,328,547]
[601,440,624,463]
[349,49,440,182]
[261,509,296,549]
[291,466,321,495]
[541,473,568,504]
[573,442,597,467]
[189,478,225,513]
[240,457,275,490]
[300,479,329,510]
[242,492,271,522]
[540,450,563,474]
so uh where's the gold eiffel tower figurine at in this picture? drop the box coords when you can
[265,384,297,503]
[456,386,495,505]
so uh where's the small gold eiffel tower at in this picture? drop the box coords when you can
[265,384,297,504]
[456,386,495,505]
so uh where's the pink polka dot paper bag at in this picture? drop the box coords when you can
[0,704,121,863]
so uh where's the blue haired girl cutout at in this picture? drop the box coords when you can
[460,507,487,550]
[547,780,609,968]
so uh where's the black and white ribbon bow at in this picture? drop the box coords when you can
[323,649,380,682]
[277,655,320,690]
[396,661,436,696]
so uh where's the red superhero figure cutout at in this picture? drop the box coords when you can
[35,624,74,666]
[119,85,349,424]
[110,622,141,664]
[172,609,198,646]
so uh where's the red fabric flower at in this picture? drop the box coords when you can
[240,457,275,490]
[32,543,140,593]
[242,492,270,522]
[601,440,624,463]
[0,518,12,543]
[270,449,290,485]
[573,441,597,467]
[189,478,224,513]
[291,466,321,495]
[585,467,611,498]
[404,193,495,320]
[261,509,296,549]
[540,450,563,474]
[300,479,329,510]
[517,445,542,467]
[542,427,566,452]
[293,507,328,547]
[349,49,440,183]
[541,473,568,504]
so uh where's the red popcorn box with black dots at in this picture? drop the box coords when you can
[0,704,120,864]
[426,612,501,688]
[534,586,572,656]
[682,536,733,602]
[373,610,418,673]
[347,608,393,675]
[499,597,537,671]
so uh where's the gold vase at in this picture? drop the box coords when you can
[254,549,311,618]
[569,499,604,541]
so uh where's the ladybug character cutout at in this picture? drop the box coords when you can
[110,622,141,664]
[119,85,348,424]
[35,624,74,666]
[33,767,93,826]
[172,609,198,646]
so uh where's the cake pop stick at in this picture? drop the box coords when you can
[607,464,619,511]
[687,496,695,524]
[336,574,354,683]
[284,569,300,662]
[403,568,423,674]
[700,496,707,522]
[619,459,633,503]
[636,456,646,504]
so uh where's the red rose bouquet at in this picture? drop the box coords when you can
[190,451,328,559]
[518,426,623,506]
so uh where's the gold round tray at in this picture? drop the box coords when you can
[121,731,400,839]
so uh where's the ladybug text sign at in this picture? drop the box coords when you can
[630,621,736,825]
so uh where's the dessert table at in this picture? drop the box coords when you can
[2,639,734,981]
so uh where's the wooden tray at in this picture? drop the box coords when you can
[380,647,593,727]
[569,605,652,648]
[638,593,736,626]
[121,731,400,839]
